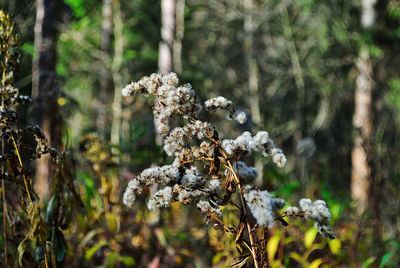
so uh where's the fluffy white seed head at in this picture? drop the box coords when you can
[122,82,134,97]
[206,179,221,191]
[181,166,203,187]
[298,198,333,236]
[234,111,247,124]
[147,186,173,210]
[161,72,179,86]
[197,200,221,216]
[244,190,274,227]
[204,96,232,110]
[123,179,142,208]
[285,206,299,216]
[272,152,287,168]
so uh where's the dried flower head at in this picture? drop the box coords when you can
[121,73,334,263]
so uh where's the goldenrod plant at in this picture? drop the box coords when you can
[0,11,81,267]
[122,73,335,267]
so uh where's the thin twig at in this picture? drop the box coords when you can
[225,158,260,268]
[1,39,8,268]
[10,133,32,202]
[208,133,260,267]
[1,138,7,267]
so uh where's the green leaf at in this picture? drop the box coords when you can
[45,195,58,224]
[64,0,86,17]
[105,252,118,268]
[106,213,119,233]
[118,256,135,266]
[35,246,44,262]
[54,229,67,262]
[124,50,137,60]
[309,258,323,268]
[304,227,318,248]
[85,241,108,260]
[289,252,304,264]
[379,253,394,268]
[284,237,295,245]
[369,44,383,59]
[267,232,281,263]
[20,42,34,56]
[17,239,28,266]
[212,252,228,265]
[329,203,341,221]
[271,260,282,268]
[328,239,341,255]
[176,232,188,241]
[361,257,376,268]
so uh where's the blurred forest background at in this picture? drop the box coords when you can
[0,0,400,267]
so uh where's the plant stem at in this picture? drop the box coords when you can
[1,54,7,267]
[1,146,7,267]
[43,241,49,268]
[226,159,260,268]
[10,133,32,202]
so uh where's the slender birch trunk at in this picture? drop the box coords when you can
[351,0,376,214]
[156,0,176,145]
[173,0,185,74]
[158,0,175,74]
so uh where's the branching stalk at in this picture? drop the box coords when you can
[10,133,32,202]
[226,158,260,268]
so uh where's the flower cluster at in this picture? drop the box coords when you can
[284,199,335,238]
[122,72,333,246]
[204,96,247,124]
[0,86,32,130]
[244,189,285,227]
[123,162,221,214]
[0,86,31,105]
[122,73,201,136]
[222,131,287,167]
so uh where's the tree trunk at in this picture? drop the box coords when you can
[243,0,260,183]
[173,0,184,74]
[32,0,62,201]
[158,0,175,74]
[111,0,123,148]
[243,0,264,185]
[97,0,113,140]
[156,0,176,145]
[243,0,261,127]
[351,0,376,214]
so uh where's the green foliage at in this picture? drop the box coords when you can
[387,78,400,108]
[64,0,87,18]
[20,42,34,57]
[0,0,399,266]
